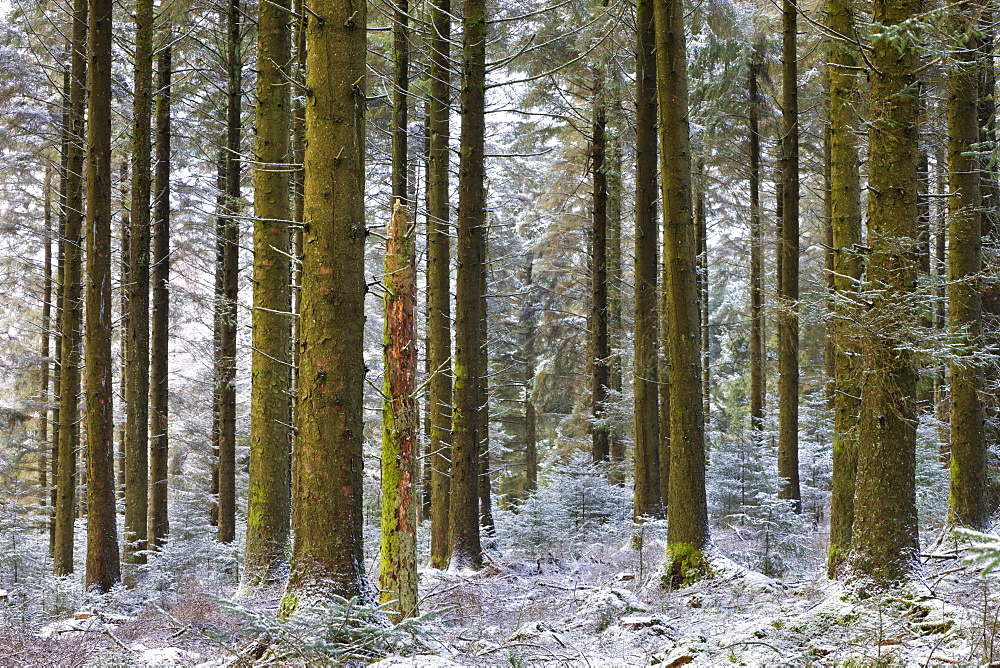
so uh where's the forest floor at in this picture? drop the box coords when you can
[2,532,999,667]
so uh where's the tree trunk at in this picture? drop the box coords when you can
[632,0,661,519]
[449,0,486,570]
[826,0,863,576]
[84,0,121,592]
[523,253,537,494]
[748,47,765,439]
[244,0,293,580]
[696,169,709,422]
[948,7,987,528]
[655,0,709,579]
[118,160,129,497]
[280,0,370,608]
[210,151,224,528]
[426,0,453,570]
[51,84,68,555]
[478,263,494,533]
[380,202,418,618]
[777,0,800,511]
[851,0,922,583]
[607,126,625,475]
[124,0,152,568]
[40,171,52,512]
[54,0,87,576]
[149,30,172,550]
[591,68,610,464]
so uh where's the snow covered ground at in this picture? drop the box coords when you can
[2,532,999,666]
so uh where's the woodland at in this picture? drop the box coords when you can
[1,0,1000,662]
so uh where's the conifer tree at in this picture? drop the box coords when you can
[851,0,922,583]
[281,0,370,607]
[84,0,120,591]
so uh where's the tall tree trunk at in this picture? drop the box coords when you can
[591,68,610,463]
[656,0,708,579]
[51,81,68,555]
[777,0,800,510]
[748,47,765,439]
[478,261,494,533]
[607,127,624,475]
[948,7,987,528]
[826,0,863,576]
[449,0,486,570]
[280,0,370,608]
[149,29,172,550]
[245,0,294,580]
[84,0,121,592]
[426,0,453,570]
[380,202,418,618]
[124,0,152,568]
[40,171,52,512]
[632,0,661,519]
[54,0,87,576]
[851,0,921,583]
[217,0,243,549]
[209,152,224,528]
[696,169,709,421]
[523,253,537,494]
[118,160,129,497]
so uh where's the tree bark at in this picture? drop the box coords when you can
[124,0,152,568]
[591,68,609,464]
[777,0,800,510]
[40,171,52,513]
[523,253,537,494]
[380,202,418,618]
[826,0,863,576]
[478,261,494,533]
[280,0,370,608]
[948,7,987,528]
[449,0,486,570]
[149,29,172,549]
[54,0,87,576]
[426,0,453,569]
[244,0,294,580]
[655,0,709,578]
[851,0,922,583]
[748,47,765,440]
[84,0,121,592]
[632,0,661,519]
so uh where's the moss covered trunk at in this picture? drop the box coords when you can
[281,0,370,607]
[380,203,418,618]
[826,0,863,576]
[54,0,87,576]
[426,0,453,569]
[748,48,765,438]
[655,0,708,576]
[947,6,987,528]
[244,0,293,581]
[124,0,152,568]
[851,0,921,583]
[84,0,120,592]
[449,0,486,570]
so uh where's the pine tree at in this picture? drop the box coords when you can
[947,3,987,528]
[777,0,801,511]
[124,0,152,568]
[748,46,765,440]
[656,0,709,577]
[632,0,661,519]
[449,0,487,570]
[426,0,453,570]
[54,0,87,576]
[149,26,172,549]
[84,0,120,591]
[281,0,370,607]
[590,67,610,464]
[244,0,293,580]
[826,0,863,575]
[851,0,922,583]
